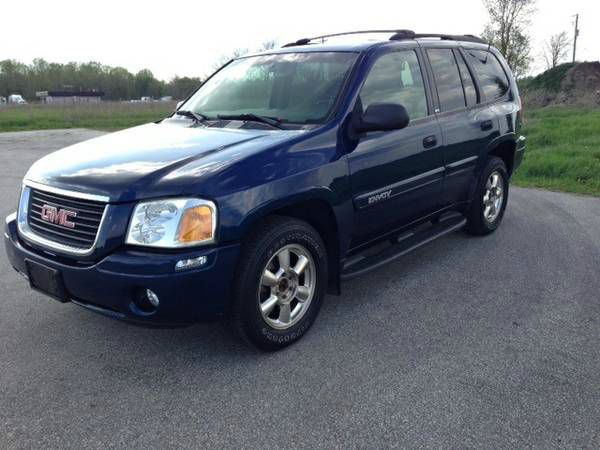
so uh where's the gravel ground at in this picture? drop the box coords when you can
[1,129,599,449]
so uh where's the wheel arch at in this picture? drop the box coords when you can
[239,194,343,296]
[487,134,517,176]
[466,134,516,207]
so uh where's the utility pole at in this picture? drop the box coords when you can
[572,13,579,63]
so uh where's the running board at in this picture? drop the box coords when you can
[341,214,467,280]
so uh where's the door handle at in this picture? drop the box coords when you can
[480,119,494,131]
[423,135,437,148]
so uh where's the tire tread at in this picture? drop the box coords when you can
[231,215,327,351]
[465,156,509,236]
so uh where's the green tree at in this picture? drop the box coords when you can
[482,0,536,78]
[134,69,162,98]
[0,59,28,98]
[107,67,135,100]
[165,76,203,99]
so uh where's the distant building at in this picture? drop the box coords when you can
[37,90,105,104]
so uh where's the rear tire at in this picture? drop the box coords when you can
[466,157,509,235]
[231,216,328,351]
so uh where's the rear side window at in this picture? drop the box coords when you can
[427,49,466,112]
[455,52,478,106]
[466,50,509,101]
[359,50,428,121]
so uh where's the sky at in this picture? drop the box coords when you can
[1,0,598,80]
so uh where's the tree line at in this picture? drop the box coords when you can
[0,40,282,102]
[0,58,203,101]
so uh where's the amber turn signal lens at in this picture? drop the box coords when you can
[177,205,213,243]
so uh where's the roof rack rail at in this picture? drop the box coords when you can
[282,30,408,48]
[282,29,487,48]
[391,32,487,44]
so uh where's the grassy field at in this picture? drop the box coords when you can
[1,103,599,196]
[514,108,600,196]
[0,101,177,132]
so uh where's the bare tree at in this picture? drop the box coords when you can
[212,39,279,71]
[258,39,278,51]
[543,31,570,69]
[481,0,536,78]
[212,48,250,71]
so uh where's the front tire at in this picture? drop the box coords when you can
[231,216,328,351]
[466,157,509,235]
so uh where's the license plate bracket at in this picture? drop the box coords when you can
[25,259,69,303]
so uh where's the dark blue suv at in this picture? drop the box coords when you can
[4,30,525,350]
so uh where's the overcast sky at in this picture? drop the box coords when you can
[2,0,598,80]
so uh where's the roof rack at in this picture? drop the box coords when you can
[393,32,487,44]
[282,30,402,48]
[282,29,487,48]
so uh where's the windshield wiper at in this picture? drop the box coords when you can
[175,110,209,124]
[217,113,283,129]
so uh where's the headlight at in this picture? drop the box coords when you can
[126,198,216,248]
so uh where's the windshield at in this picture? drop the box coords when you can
[181,52,357,124]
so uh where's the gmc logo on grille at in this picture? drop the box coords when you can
[40,204,77,229]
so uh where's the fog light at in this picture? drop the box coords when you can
[132,288,160,313]
[175,255,207,271]
[146,289,160,307]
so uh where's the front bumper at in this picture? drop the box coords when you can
[4,214,240,326]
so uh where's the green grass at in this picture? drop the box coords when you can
[0,101,177,132]
[518,63,575,93]
[514,107,600,196]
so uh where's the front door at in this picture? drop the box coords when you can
[347,48,444,247]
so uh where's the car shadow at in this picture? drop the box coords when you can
[11,222,505,378]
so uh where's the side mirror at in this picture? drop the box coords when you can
[176,100,184,110]
[355,103,410,133]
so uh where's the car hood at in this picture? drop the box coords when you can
[25,121,302,202]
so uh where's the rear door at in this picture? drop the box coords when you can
[424,46,498,205]
[347,47,444,246]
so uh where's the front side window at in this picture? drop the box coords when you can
[466,50,509,101]
[182,52,357,124]
[427,49,466,112]
[359,50,428,121]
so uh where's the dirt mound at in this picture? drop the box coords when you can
[521,62,600,108]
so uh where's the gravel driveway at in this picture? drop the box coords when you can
[1,129,599,448]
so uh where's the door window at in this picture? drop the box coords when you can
[455,52,478,106]
[359,51,428,121]
[466,50,510,101]
[427,49,466,112]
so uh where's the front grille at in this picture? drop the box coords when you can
[27,188,106,249]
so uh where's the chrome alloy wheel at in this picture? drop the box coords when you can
[258,244,316,330]
[483,171,505,223]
